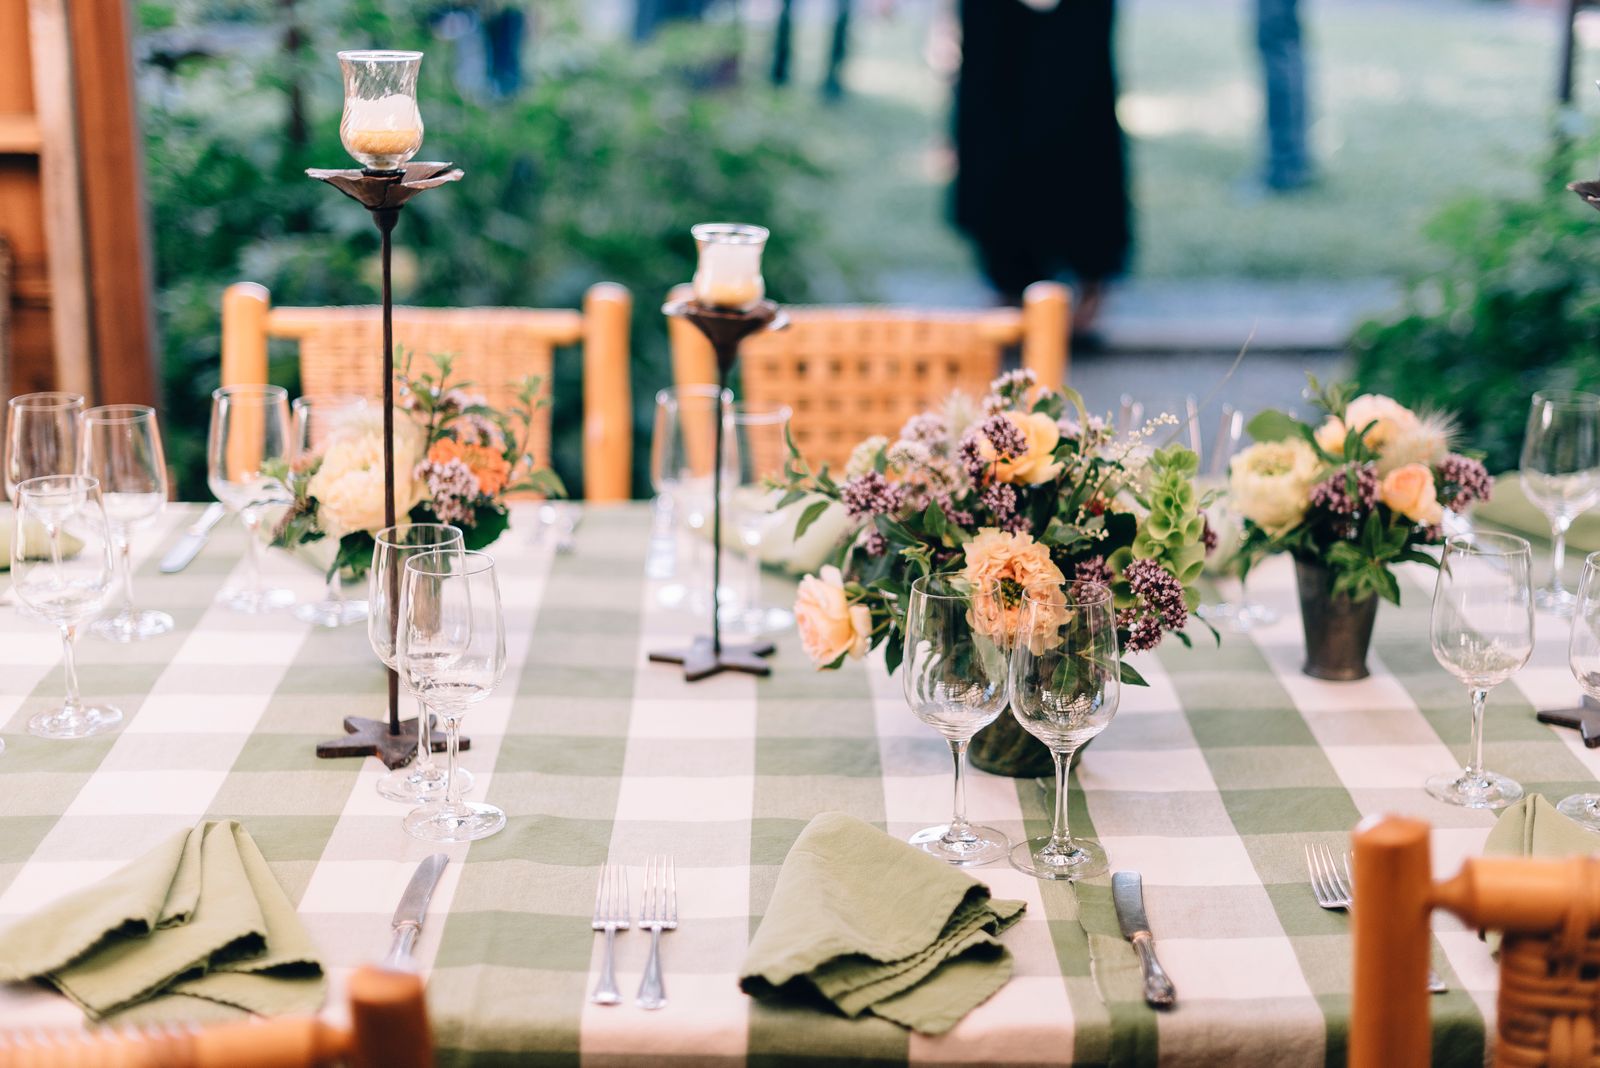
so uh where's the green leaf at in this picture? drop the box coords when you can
[1119,660,1149,687]
[793,499,831,540]
[884,633,905,676]
[1245,409,1303,443]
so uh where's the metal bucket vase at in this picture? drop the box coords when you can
[968,712,1090,778]
[1294,558,1379,681]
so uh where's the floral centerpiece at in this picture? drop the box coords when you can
[270,352,563,578]
[1230,378,1492,680]
[778,370,1212,777]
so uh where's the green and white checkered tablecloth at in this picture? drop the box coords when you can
[1,502,1594,1065]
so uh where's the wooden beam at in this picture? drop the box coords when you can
[0,114,42,154]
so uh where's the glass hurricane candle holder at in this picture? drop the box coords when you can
[339,50,424,173]
[691,223,768,311]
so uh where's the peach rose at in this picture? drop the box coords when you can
[1380,463,1442,525]
[795,565,872,667]
[961,528,1068,649]
[1316,395,1420,459]
[984,411,1064,485]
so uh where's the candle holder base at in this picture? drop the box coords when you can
[649,636,777,682]
[1538,693,1600,747]
[316,714,471,770]
[662,298,787,374]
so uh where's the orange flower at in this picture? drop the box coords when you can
[427,438,512,498]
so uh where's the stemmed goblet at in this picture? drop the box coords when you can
[1008,582,1121,880]
[207,385,295,614]
[1561,551,1600,830]
[369,522,470,803]
[399,549,507,843]
[6,392,84,502]
[902,574,1010,866]
[730,402,794,634]
[292,395,370,628]
[651,385,734,613]
[79,405,173,642]
[1425,532,1535,809]
[1521,389,1600,617]
[12,475,120,739]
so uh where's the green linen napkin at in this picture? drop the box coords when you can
[1472,474,1600,554]
[739,812,1026,1035]
[1483,793,1599,860]
[0,820,324,1023]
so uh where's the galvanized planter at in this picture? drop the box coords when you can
[1294,557,1379,682]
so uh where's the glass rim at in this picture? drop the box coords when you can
[9,391,84,412]
[1530,388,1600,411]
[15,473,99,496]
[654,384,732,408]
[82,403,156,424]
[1443,531,1532,557]
[212,383,289,402]
[691,222,769,245]
[292,393,368,410]
[1022,580,1113,608]
[337,49,424,63]
[404,547,495,578]
[908,573,999,601]
[375,522,464,549]
[732,402,792,425]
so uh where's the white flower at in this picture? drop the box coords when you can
[1377,411,1453,475]
[844,436,890,479]
[1228,439,1320,535]
[307,425,425,539]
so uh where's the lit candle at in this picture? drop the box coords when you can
[338,50,424,172]
[692,223,769,311]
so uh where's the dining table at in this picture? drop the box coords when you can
[0,501,1594,1066]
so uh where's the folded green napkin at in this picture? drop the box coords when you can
[1483,793,1599,859]
[740,812,1026,1035]
[1473,474,1600,554]
[0,820,324,1023]
[0,507,84,572]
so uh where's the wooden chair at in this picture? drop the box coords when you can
[666,281,1071,473]
[222,282,633,502]
[0,965,431,1068]
[1351,815,1600,1068]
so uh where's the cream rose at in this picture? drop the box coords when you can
[987,411,1063,485]
[1380,463,1442,525]
[1228,439,1320,535]
[307,429,425,539]
[795,565,872,667]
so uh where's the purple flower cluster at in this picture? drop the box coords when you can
[1118,558,1188,652]
[899,412,948,448]
[931,489,975,529]
[840,471,905,520]
[860,529,888,557]
[1074,556,1114,588]
[417,458,480,527]
[1202,515,1219,555]
[1118,612,1163,654]
[958,415,1028,481]
[1309,464,1379,516]
[1437,454,1492,511]
[982,482,1018,522]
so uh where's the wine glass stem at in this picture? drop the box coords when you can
[1050,748,1078,852]
[59,624,82,715]
[116,531,135,614]
[1552,516,1572,594]
[325,571,341,606]
[415,695,435,771]
[1466,687,1489,782]
[443,713,464,807]
[241,508,263,594]
[947,738,971,839]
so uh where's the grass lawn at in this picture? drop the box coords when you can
[751,0,1600,286]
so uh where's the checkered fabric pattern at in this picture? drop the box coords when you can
[2,502,1593,1065]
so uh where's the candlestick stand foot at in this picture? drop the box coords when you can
[316,715,471,770]
[649,636,776,681]
[1538,694,1600,747]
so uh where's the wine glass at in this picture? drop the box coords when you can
[651,385,734,613]
[78,405,172,643]
[292,395,370,628]
[1561,552,1600,830]
[1520,389,1600,617]
[6,392,85,501]
[207,385,295,614]
[902,574,1010,866]
[1197,405,1278,632]
[12,475,120,738]
[369,522,470,803]
[1008,581,1121,880]
[1425,532,1535,809]
[730,402,794,634]
[398,549,507,843]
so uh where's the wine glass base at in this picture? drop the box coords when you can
[1197,601,1278,634]
[217,585,296,614]
[404,800,506,843]
[1009,835,1107,881]
[29,703,122,740]
[378,763,474,803]
[294,598,369,628]
[1425,769,1524,810]
[1557,793,1600,831]
[89,609,175,643]
[908,823,1009,867]
[1536,586,1578,617]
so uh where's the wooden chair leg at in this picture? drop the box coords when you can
[345,966,433,1068]
[1020,280,1070,394]
[666,283,717,389]
[581,282,633,503]
[221,282,271,390]
[1350,815,1433,1068]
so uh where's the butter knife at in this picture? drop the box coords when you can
[382,854,448,971]
[158,503,227,574]
[1112,871,1176,1009]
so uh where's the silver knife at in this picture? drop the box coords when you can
[158,503,227,573]
[382,854,448,971]
[1112,871,1176,1009]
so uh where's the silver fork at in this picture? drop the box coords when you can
[636,854,678,1010]
[589,862,630,1005]
[1305,843,1447,994]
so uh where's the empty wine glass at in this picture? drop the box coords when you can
[902,574,1010,866]
[652,385,734,613]
[399,549,507,843]
[369,522,470,803]
[13,475,120,738]
[1562,552,1600,831]
[1008,581,1121,880]
[730,402,794,634]
[207,385,295,614]
[1521,389,1600,617]
[1426,532,1535,809]
[292,395,370,628]
[6,393,84,502]
[79,405,172,642]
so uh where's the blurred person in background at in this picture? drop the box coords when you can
[635,0,710,40]
[952,0,1129,337]
[1253,0,1314,192]
[771,0,853,101]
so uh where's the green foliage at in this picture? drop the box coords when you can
[1128,443,1207,588]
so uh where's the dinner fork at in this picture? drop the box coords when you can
[636,854,678,1010]
[1305,843,1447,994]
[590,862,630,1006]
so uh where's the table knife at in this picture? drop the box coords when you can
[158,503,227,573]
[382,854,448,971]
[1112,871,1176,1009]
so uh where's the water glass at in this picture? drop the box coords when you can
[292,395,370,628]
[1425,532,1535,809]
[1562,551,1600,830]
[1521,389,1600,616]
[399,550,507,843]
[79,405,172,642]
[12,475,120,738]
[369,522,468,803]
[1008,582,1120,880]
[902,574,1010,866]
[6,392,84,501]
[730,402,794,634]
[650,385,734,613]
[207,385,295,614]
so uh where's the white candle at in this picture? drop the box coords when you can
[693,240,765,310]
[341,94,423,163]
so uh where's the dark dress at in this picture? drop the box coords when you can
[953,0,1132,302]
